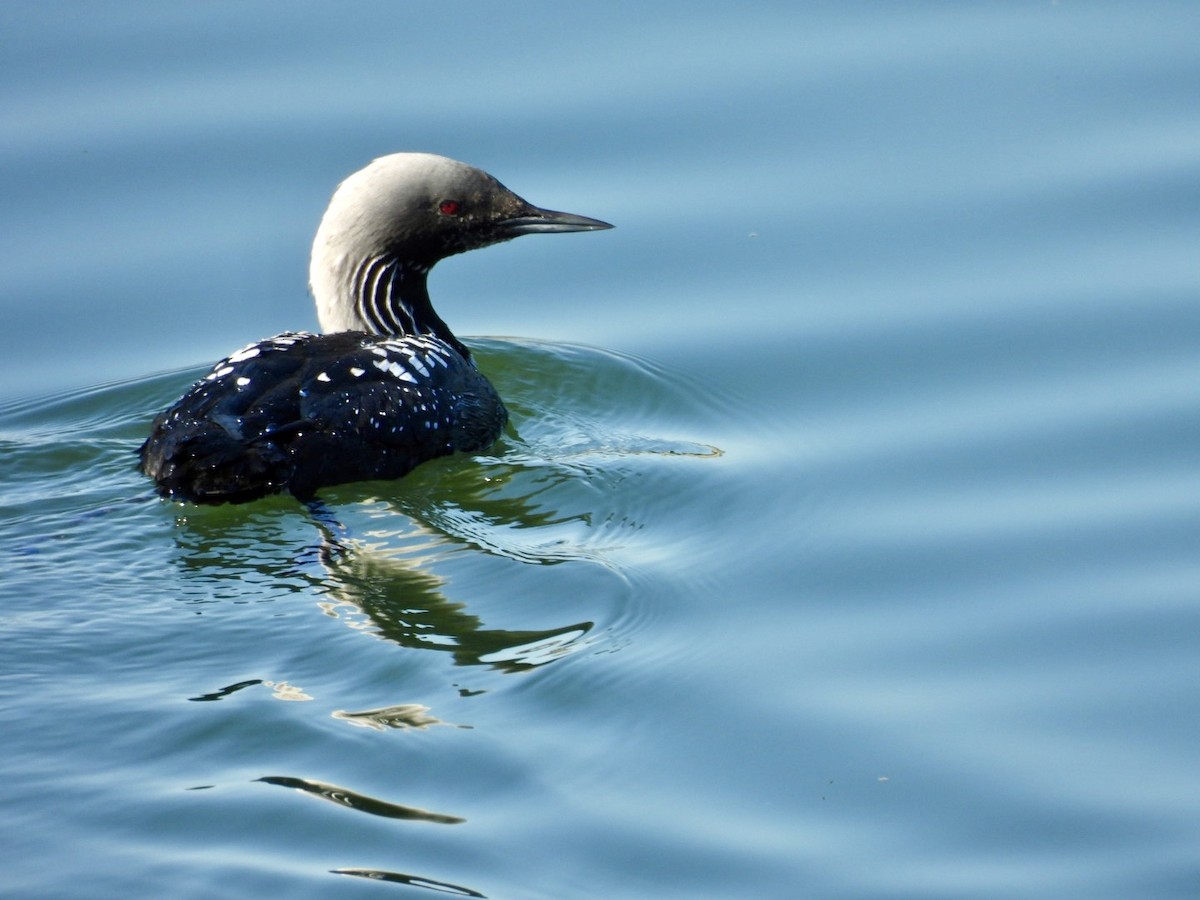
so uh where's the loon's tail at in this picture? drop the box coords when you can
[137,415,291,504]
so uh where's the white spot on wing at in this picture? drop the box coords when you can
[227,345,262,363]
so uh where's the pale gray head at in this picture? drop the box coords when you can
[309,152,612,355]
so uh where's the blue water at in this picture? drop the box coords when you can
[4,3,1200,897]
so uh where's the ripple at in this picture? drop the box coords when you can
[257,775,465,824]
[293,339,732,662]
[322,339,726,571]
[0,338,734,694]
[331,868,485,897]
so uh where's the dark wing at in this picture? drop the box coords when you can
[138,331,506,504]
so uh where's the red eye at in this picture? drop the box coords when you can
[438,199,461,216]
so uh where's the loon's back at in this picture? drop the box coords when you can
[139,332,505,503]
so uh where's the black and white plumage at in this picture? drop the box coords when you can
[138,153,611,504]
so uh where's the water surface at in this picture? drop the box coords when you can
[3,3,1200,897]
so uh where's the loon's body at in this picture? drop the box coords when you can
[138,153,611,503]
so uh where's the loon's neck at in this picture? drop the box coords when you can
[325,253,469,359]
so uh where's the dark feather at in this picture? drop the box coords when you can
[139,332,505,503]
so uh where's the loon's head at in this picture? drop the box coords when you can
[310,153,612,338]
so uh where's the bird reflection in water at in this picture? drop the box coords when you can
[169,456,599,676]
[312,530,593,674]
[298,452,601,673]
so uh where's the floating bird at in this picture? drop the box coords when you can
[138,153,611,504]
